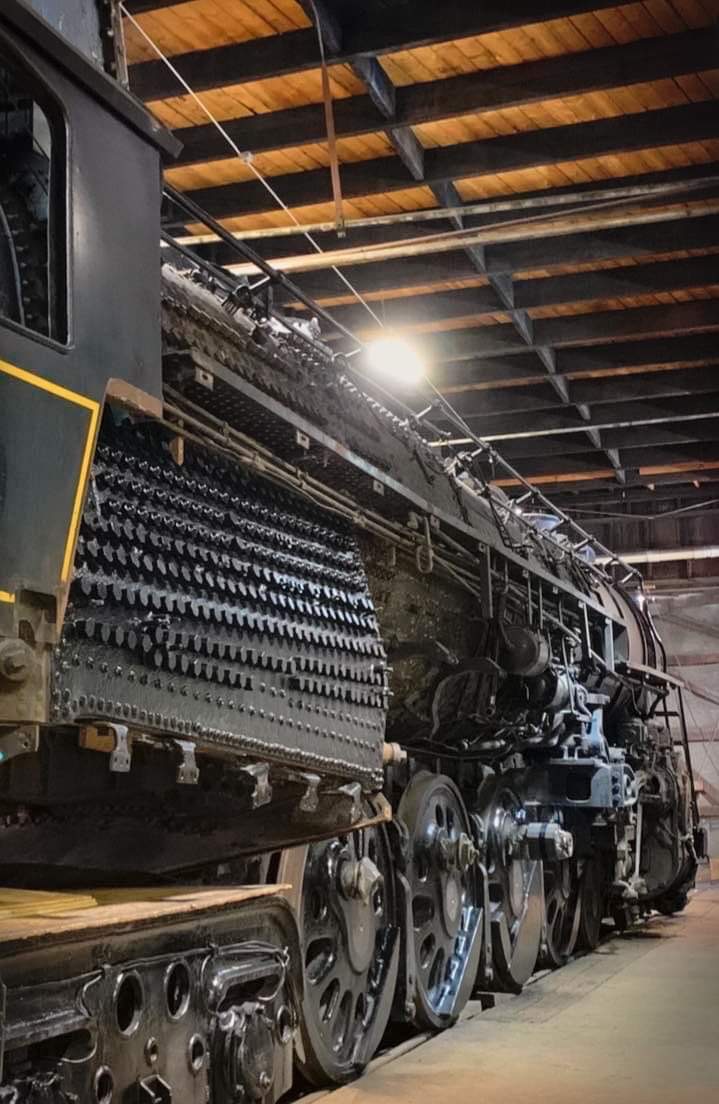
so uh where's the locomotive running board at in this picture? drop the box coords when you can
[0,884,283,952]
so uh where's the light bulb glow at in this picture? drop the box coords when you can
[365,336,425,387]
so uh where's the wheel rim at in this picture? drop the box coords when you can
[279,828,399,1086]
[540,860,581,968]
[481,783,543,993]
[399,772,482,1030]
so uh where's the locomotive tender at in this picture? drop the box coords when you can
[0,2,702,1100]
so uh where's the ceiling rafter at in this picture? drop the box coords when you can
[297,0,425,180]
[390,300,719,364]
[455,394,719,443]
[170,28,716,167]
[294,0,607,470]
[128,0,640,101]
[129,0,719,510]
[463,366,719,411]
[174,102,719,222]
[312,254,719,334]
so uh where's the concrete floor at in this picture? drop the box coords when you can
[330,883,719,1104]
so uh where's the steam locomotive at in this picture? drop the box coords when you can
[0,2,702,1101]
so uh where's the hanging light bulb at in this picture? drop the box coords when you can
[365,336,425,387]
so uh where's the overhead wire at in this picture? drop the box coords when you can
[118,3,383,328]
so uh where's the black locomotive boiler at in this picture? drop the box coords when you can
[0,2,702,1100]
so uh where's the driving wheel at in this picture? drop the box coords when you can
[278,827,399,1085]
[398,771,482,1030]
[576,854,606,951]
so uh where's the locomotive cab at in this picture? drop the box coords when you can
[0,0,174,726]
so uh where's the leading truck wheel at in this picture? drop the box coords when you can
[278,829,399,1086]
[398,772,483,1031]
[539,859,581,969]
[480,782,543,993]
[576,855,606,951]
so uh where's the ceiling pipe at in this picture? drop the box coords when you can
[223,198,719,276]
[597,546,719,565]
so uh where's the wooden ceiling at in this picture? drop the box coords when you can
[123,0,719,517]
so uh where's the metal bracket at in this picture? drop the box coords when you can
[0,724,39,763]
[194,365,214,390]
[174,739,199,785]
[242,763,272,808]
[337,781,362,822]
[289,771,320,812]
[109,724,131,773]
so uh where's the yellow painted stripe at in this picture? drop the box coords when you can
[60,399,100,582]
[0,591,16,604]
[0,358,98,410]
[0,358,101,586]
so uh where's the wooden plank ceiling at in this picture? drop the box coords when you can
[124,0,719,520]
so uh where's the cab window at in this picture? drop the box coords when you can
[0,46,67,343]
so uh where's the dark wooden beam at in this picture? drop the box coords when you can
[171,28,715,165]
[420,301,719,364]
[445,370,719,418]
[133,29,322,101]
[513,254,719,311]
[533,300,719,349]
[315,254,719,334]
[450,393,719,440]
[486,211,719,276]
[129,0,636,101]
[341,1,637,55]
[571,366,719,408]
[604,418,719,453]
[299,3,426,181]
[178,103,719,220]
[553,334,719,378]
[498,417,719,462]
[549,478,719,508]
[124,0,185,10]
[503,443,719,480]
[432,334,719,390]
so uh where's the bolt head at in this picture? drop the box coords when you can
[0,639,33,684]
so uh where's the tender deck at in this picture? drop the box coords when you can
[0,884,286,952]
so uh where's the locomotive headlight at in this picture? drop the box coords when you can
[365,336,425,386]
